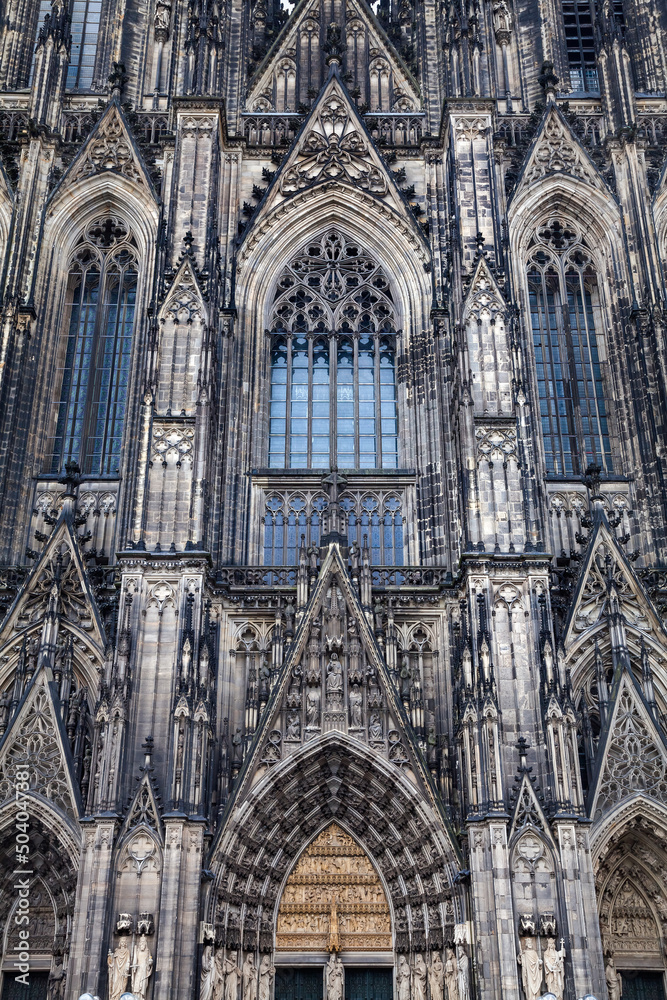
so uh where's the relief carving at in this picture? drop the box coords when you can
[275,823,392,951]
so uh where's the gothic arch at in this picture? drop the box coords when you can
[207,732,464,955]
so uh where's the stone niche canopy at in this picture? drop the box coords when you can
[276,823,392,952]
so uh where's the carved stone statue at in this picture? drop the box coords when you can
[326,653,343,710]
[444,947,458,1000]
[369,712,382,740]
[396,955,411,1000]
[328,899,340,953]
[107,938,131,1000]
[306,685,321,727]
[258,955,274,1000]
[518,938,543,1000]
[242,953,257,1000]
[606,954,622,1000]
[430,952,445,1000]
[47,960,66,1000]
[131,935,154,1000]
[200,944,218,1000]
[223,952,242,1000]
[326,953,344,1000]
[286,712,300,739]
[349,683,362,727]
[413,953,427,1000]
[543,938,565,1000]
[457,945,470,1000]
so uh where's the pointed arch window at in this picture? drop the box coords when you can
[46,218,138,477]
[268,231,399,470]
[527,219,612,476]
[562,0,598,92]
[66,0,102,89]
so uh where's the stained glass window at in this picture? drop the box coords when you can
[527,219,612,476]
[268,231,399,470]
[47,218,138,476]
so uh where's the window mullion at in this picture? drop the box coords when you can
[374,333,381,469]
[83,255,107,475]
[330,334,337,470]
[286,336,293,469]
[353,336,359,469]
[307,335,313,468]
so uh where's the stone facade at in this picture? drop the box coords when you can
[0,0,667,998]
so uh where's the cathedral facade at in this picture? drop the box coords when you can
[0,0,667,997]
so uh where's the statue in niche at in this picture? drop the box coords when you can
[223,951,242,1000]
[286,712,300,739]
[326,953,344,1000]
[396,955,411,1000]
[444,947,458,1000]
[605,954,622,1000]
[242,953,257,1000]
[258,956,274,1000]
[369,711,382,740]
[306,684,321,727]
[200,944,218,1000]
[349,684,362,727]
[326,653,343,710]
[413,953,427,1000]
[107,938,131,1000]
[517,938,543,1000]
[131,935,154,1000]
[430,951,445,1000]
[543,938,565,1000]
[457,945,470,1000]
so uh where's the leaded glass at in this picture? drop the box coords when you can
[267,231,399,470]
[47,218,138,476]
[527,219,612,476]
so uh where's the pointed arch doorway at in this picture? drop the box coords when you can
[274,823,394,1000]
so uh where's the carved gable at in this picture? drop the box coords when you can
[512,106,608,198]
[590,672,667,820]
[0,512,106,652]
[276,823,391,952]
[123,774,163,839]
[245,71,421,234]
[509,773,550,839]
[57,100,154,192]
[0,668,82,820]
[159,256,208,326]
[563,518,666,651]
[462,257,506,325]
[233,543,437,803]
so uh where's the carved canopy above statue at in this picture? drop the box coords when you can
[276,823,392,952]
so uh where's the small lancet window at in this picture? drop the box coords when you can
[67,0,102,89]
[267,231,399,471]
[46,218,138,477]
[527,219,613,476]
[562,0,599,92]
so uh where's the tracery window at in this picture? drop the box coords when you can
[46,218,138,477]
[527,219,613,476]
[268,231,399,471]
[66,0,102,90]
[562,0,598,92]
[262,489,405,565]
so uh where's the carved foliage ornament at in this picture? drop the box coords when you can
[524,113,587,185]
[280,92,387,196]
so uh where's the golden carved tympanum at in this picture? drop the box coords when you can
[276,823,391,952]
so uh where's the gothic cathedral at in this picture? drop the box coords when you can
[0,0,667,998]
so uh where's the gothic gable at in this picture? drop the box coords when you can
[120,774,163,842]
[244,70,423,234]
[0,510,107,656]
[509,772,552,841]
[232,542,439,807]
[0,666,82,821]
[562,516,666,652]
[510,105,609,203]
[246,0,419,113]
[462,257,506,324]
[53,99,156,196]
[158,255,208,326]
[589,670,667,821]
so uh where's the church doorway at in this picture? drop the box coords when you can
[275,967,324,1000]
[620,971,666,1000]
[344,967,393,999]
[0,971,49,1000]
